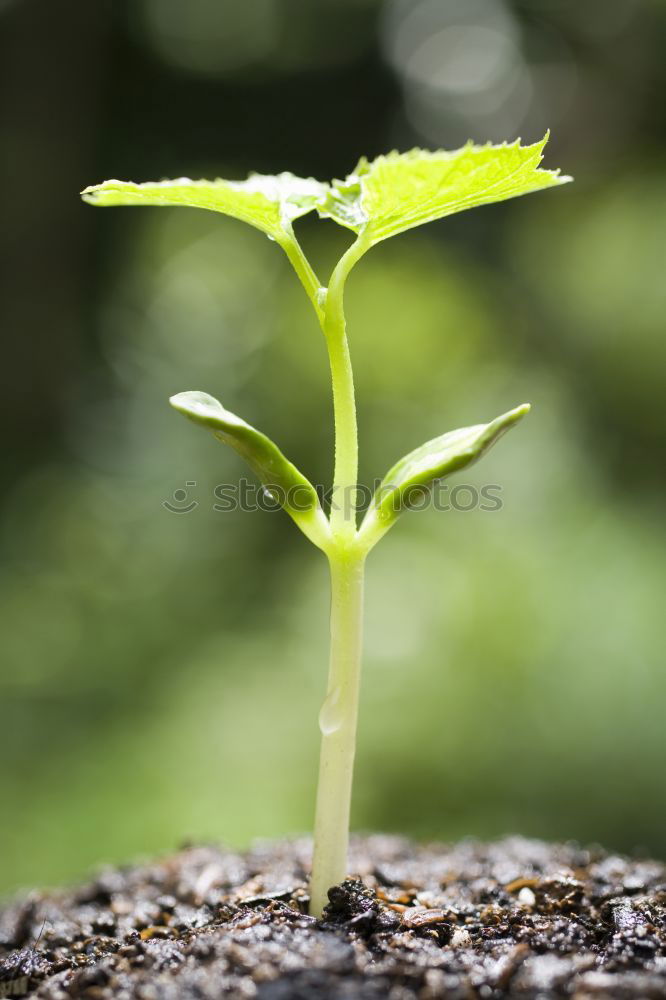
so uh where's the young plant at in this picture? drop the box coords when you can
[82,135,571,917]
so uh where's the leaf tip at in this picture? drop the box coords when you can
[486,402,531,439]
[501,402,531,427]
[168,390,191,412]
[80,183,101,203]
[169,390,227,425]
[81,179,133,205]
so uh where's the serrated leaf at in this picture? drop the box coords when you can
[317,135,571,245]
[82,173,328,241]
[359,404,530,547]
[170,391,330,551]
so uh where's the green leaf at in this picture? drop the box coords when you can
[170,391,330,551]
[317,134,571,245]
[358,403,530,548]
[82,173,327,242]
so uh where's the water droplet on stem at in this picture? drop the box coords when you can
[318,686,344,735]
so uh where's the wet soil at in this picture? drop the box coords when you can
[1,836,664,999]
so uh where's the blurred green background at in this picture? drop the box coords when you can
[1,0,665,896]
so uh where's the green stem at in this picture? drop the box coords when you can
[323,235,368,539]
[310,549,365,917]
[279,228,325,324]
[280,227,371,916]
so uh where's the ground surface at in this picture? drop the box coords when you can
[0,836,665,999]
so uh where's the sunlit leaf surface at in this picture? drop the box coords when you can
[82,173,327,240]
[318,135,571,244]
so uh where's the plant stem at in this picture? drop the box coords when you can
[281,230,371,916]
[279,228,325,324]
[323,235,368,540]
[310,549,365,917]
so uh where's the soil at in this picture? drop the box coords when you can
[1,836,664,999]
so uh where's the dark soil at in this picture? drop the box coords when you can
[1,836,665,999]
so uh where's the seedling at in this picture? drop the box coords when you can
[82,135,571,917]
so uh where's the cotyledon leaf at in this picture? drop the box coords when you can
[317,134,571,246]
[170,391,330,551]
[81,173,328,241]
[358,404,530,549]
